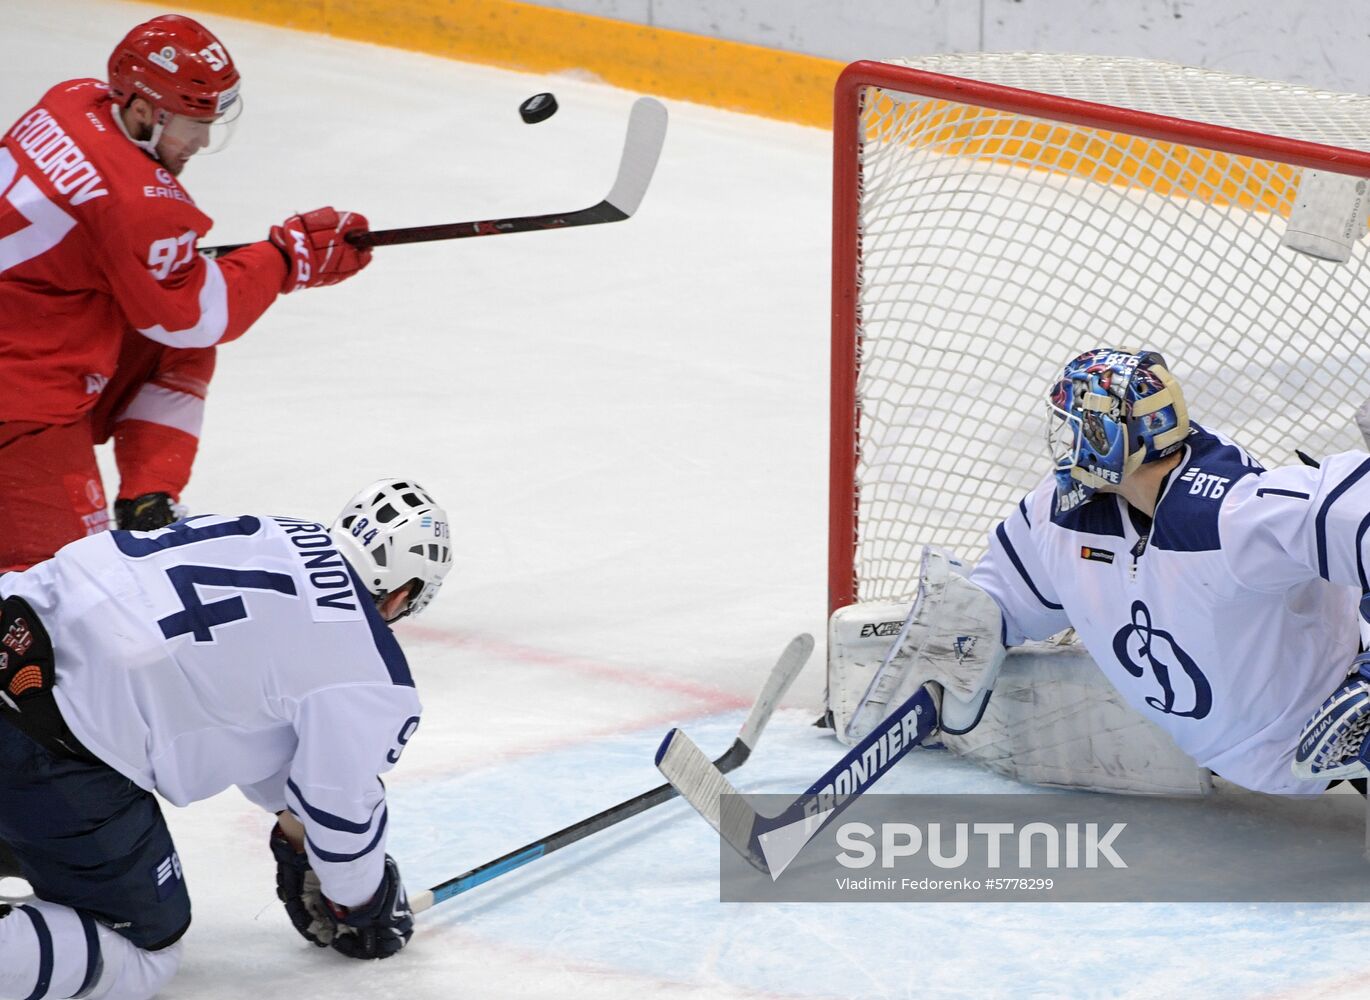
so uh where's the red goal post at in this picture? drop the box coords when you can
[829,56,1370,616]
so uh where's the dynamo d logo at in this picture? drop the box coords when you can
[1112,600,1212,718]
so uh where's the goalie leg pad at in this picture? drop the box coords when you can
[941,642,1212,796]
[828,548,1006,745]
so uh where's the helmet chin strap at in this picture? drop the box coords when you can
[110,101,169,164]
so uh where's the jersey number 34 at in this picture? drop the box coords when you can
[113,517,298,643]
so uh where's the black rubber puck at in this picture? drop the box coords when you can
[519,92,558,124]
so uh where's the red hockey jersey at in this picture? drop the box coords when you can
[0,79,284,425]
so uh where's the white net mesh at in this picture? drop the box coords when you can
[844,54,1370,604]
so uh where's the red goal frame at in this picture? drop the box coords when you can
[828,59,1370,616]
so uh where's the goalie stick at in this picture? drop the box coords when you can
[656,683,938,878]
[199,97,668,260]
[408,632,813,913]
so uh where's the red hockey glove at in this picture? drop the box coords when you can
[269,207,371,294]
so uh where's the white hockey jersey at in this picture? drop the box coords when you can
[0,514,422,906]
[970,425,1363,795]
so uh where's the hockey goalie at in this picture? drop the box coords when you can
[826,347,1370,797]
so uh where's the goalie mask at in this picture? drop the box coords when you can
[1046,348,1189,505]
[330,479,453,622]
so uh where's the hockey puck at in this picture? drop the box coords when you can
[519,92,558,124]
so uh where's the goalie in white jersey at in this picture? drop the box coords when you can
[961,348,1370,796]
[0,478,452,1000]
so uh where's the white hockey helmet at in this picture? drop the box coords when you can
[330,478,452,621]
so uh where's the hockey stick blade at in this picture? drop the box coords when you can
[599,95,667,218]
[408,632,811,913]
[656,684,937,879]
[200,97,667,260]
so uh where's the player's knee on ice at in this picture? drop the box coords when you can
[0,899,182,1000]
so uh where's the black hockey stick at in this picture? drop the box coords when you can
[408,633,812,913]
[199,97,668,260]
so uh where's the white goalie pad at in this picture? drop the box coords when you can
[940,641,1212,796]
[827,597,919,744]
[830,548,1007,744]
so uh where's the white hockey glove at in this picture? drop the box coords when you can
[833,547,1006,744]
[1292,652,1370,781]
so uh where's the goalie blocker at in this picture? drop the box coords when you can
[826,548,1211,796]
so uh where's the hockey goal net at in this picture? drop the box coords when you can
[830,54,1370,614]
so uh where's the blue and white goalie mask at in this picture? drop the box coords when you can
[1046,348,1190,505]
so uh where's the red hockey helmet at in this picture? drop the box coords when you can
[107,14,241,118]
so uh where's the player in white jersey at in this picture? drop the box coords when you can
[0,478,452,1000]
[964,348,1368,795]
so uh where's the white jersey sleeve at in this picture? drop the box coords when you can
[238,762,291,813]
[285,684,420,907]
[1219,451,1370,599]
[970,481,1072,645]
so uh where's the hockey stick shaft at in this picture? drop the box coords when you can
[409,633,812,913]
[199,97,667,260]
[656,684,937,876]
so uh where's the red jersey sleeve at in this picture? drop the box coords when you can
[93,334,216,501]
[111,342,215,501]
[92,193,284,350]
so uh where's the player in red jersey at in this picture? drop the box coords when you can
[0,13,371,570]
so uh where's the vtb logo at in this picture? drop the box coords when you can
[1112,600,1212,719]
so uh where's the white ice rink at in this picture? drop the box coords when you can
[6,3,1370,998]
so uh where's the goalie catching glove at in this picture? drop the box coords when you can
[269,207,372,293]
[269,823,414,959]
[1293,652,1370,781]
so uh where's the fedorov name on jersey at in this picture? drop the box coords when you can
[7,107,109,205]
[272,516,361,620]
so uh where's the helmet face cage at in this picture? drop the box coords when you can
[1045,348,1188,505]
[329,479,453,621]
[108,15,241,125]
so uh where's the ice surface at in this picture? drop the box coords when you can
[3,2,1370,997]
